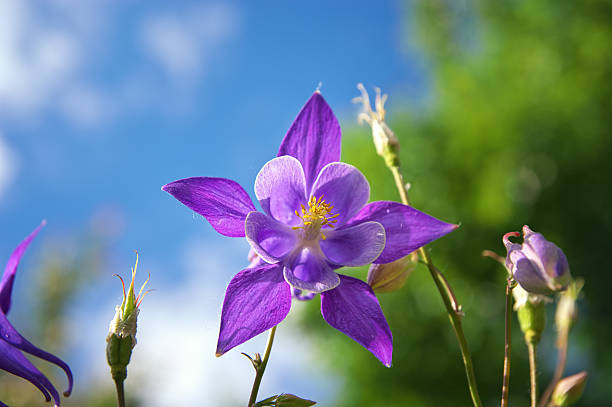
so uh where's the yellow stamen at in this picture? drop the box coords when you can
[293,195,339,240]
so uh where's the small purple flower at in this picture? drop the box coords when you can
[163,92,457,366]
[504,225,571,295]
[0,222,73,407]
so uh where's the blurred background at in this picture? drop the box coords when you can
[0,0,610,406]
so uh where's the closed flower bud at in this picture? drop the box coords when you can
[555,278,583,336]
[513,285,547,344]
[551,371,587,407]
[367,252,418,293]
[504,226,571,295]
[106,252,150,384]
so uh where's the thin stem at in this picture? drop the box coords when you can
[248,326,277,406]
[538,329,568,407]
[528,341,538,407]
[389,165,483,407]
[114,378,126,407]
[500,281,513,407]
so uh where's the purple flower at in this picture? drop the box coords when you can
[504,225,571,295]
[0,222,73,407]
[163,92,457,367]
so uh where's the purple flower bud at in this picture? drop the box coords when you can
[504,225,571,295]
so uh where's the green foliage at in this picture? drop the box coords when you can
[300,0,612,405]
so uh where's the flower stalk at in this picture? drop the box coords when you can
[528,341,538,407]
[357,84,482,407]
[248,326,277,407]
[501,278,515,407]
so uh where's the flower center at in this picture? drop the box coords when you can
[293,195,339,240]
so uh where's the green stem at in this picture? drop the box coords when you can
[501,281,513,407]
[538,329,567,407]
[528,341,538,407]
[114,378,126,407]
[389,165,483,407]
[248,326,277,406]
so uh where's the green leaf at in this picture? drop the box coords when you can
[275,393,317,406]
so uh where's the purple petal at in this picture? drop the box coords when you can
[216,264,291,356]
[245,211,298,263]
[278,92,341,191]
[349,201,458,264]
[162,177,256,237]
[0,339,60,405]
[0,221,45,315]
[254,156,307,226]
[321,275,393,367]
[320,221,386,267]
[310,162,370,226]
[283,246,340,293]
[0,312,73,397]
[509,249,552,295]
[523,227,570,280]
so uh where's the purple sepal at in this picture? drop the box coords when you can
[278,92,341,191]
[162,177,256,237]
[0,312,73,397]
[0,221,46,314]
[216,264,291,356]
[349,201,458,264]
[321,275,393,367]
[0,339,60,405]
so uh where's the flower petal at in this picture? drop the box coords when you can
[509,250,552,295]
[320,275,393,367]
[245,211,298,263]
[278,92,341,191]
[0,221,45,315]
[283,246,340,293]
[0,312,73,397]
[320,221,385,267]
[254,156,307,226]
[310,162,370,226]
[216,263,291,356]
[162,177,256,237]
[349,201,458,264]
[0,339,60,405]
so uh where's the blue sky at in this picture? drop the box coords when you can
[0,1,426,405]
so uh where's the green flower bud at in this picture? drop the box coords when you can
[106,252,150,383]
[551,371,587,407]
[513,285,547,344]
[555,278,583,335]
[367,252,418,293]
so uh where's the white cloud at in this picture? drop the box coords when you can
[0,1,240,128]
[141,4,239,83]
[0,0,80,115]
[0,135,17,201]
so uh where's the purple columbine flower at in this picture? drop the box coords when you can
[0,222,73,407]
[504,225,571,295]
[162,92,457,367]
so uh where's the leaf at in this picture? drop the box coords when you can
[275,393,317,406]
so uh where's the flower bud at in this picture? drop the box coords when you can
[513,285,547,345]
[504,226,571,295]
[106,252,150,383]
[551,371,587,407]
[367,252,418,293]
[354,83,400,168]
[555,278,583,335]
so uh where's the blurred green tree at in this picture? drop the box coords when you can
[299,0,612,405]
